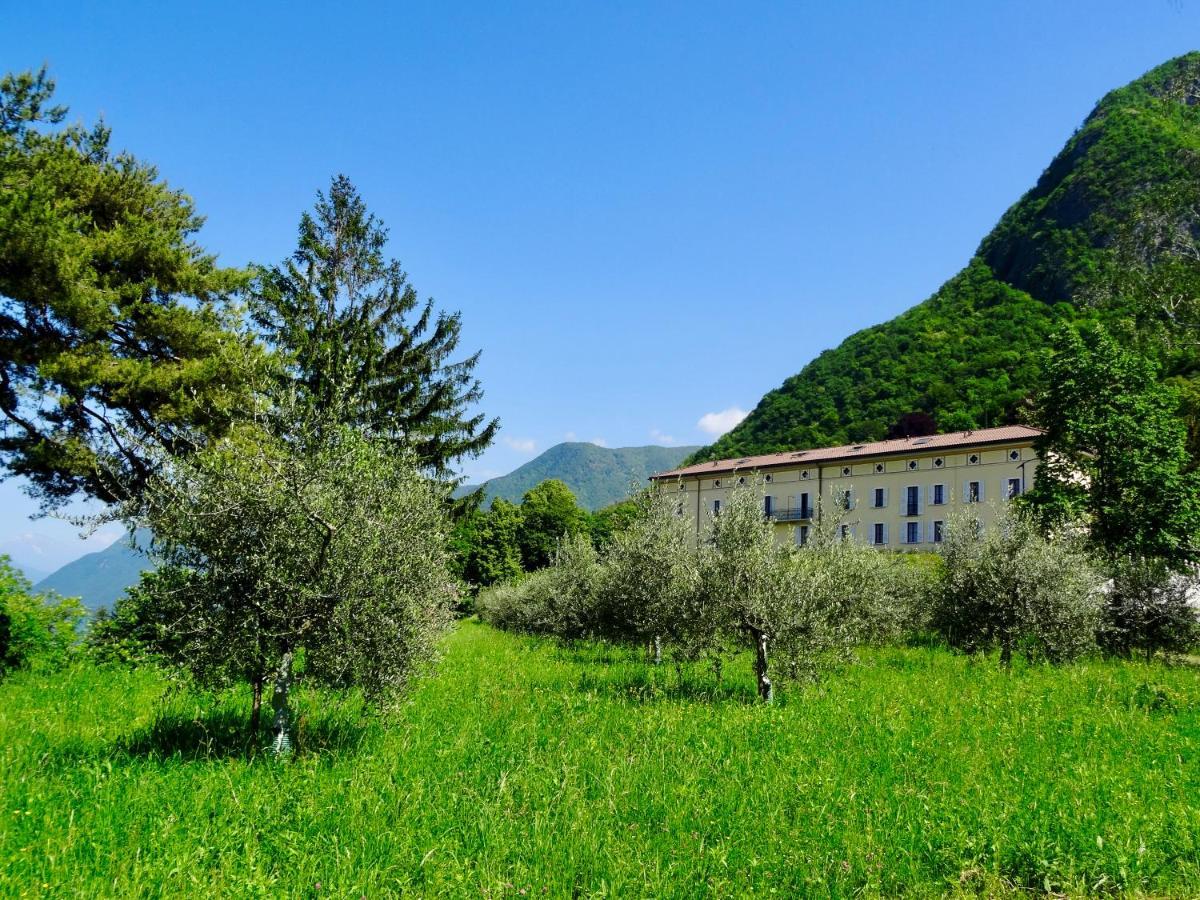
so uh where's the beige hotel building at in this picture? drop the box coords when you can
[650,425,1042,548]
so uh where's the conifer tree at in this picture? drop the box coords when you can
[0,68,265,506]
[252,176,498,476]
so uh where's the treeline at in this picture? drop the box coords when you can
[450,479,639,590]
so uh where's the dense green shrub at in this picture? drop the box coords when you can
[0,556,86,674]
[932,509,1103,664]
[1099,558,1200,659]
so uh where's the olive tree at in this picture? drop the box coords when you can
[1099,558,1200,660]
[102,418,455,753]
[932,508,1103,665]
[597,485,702,662]
[703,487,901,700]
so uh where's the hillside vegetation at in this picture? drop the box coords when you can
[695,52,1200,462]
[466,442,699,510]
[2,622,1197,896]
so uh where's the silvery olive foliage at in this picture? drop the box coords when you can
[932,507,1104,664]
[1099,557,1200,659]
[478,480,928,699]
[102,415,456,748]
[595,485,703,652]
[701,485,907,698]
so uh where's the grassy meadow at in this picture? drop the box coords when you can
[2,620,1199,897]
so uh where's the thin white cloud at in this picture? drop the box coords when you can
[564,431,577,441]
[503,436,537,453]
[650,428,679,446]
[590,437,609,448]
[697,407,748,436]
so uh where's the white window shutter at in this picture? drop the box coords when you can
[868,526,876,546]
[927,521,935,543]
[977,481,985,502]
[882,523,889,545]
[882,487,889,507]
[917,487,925,514]
[963,482,971,503]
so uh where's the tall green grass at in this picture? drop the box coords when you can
[2,621,1198,897]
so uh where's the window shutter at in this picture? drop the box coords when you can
[927,521,935,543]
[917,486,925,514]
[882,523,889,545]
[977,481,985,502]
[848,489,856,510]
[882,487,889,507]
[963,482,971,503]
[868,525,876,546]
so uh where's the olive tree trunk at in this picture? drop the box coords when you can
[752,628,773,702]
[270,650,295,757]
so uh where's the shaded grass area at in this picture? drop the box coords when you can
[1,622,1199,897]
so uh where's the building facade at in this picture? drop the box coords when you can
[650,425,1042,549]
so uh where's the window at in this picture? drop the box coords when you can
[907,459,918,470]
[798,492,811,517]
[968,453,980,465]
[675,502,685,517]
[1007,477,1021,500]
[1009,449,1020,461]
[679,482,686,491]
[839,524,851,541]
[713,479,721,488]
[838,489,853,511]
[933,520,944,543]
[934,457,944,468]
[932,483,946,505]
[764,473,773,483]
[763,495,774,516]
[905,485,920,516]
[737,476,746,486]
[801,470,810,479]
[967,481,981,503]
[795,525,809,546]
[872,487,885,508]
[841,466,851,477]
[712,499,721,515]
[874,463,884,474]
[872,522,886,546]
[906,521,921,545]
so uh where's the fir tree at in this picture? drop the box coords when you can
[252,176,498,476]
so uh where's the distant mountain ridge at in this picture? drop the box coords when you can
[35,532,151,614]
[691,52,1200,463]
[464,442,700,510]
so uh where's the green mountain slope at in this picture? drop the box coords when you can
[35,533,151,614]
[694,52,1200,462]
[468,443,700,510]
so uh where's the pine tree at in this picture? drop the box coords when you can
[0,68,265,506]
[252,176,498,477]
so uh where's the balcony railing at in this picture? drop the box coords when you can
[772,507,813,522]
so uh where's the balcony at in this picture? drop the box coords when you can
[772,506,813,522]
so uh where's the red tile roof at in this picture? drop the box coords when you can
[650,425,1043,480]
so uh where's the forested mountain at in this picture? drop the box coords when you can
[35,533,150,614]
[464,443,699,511]
[693,52,1200,462]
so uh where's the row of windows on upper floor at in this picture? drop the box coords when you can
[690,448,1027,490]
[794,519,950,547]
[705,477,1025,518]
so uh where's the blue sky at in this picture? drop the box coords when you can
[2,1,1198,575]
